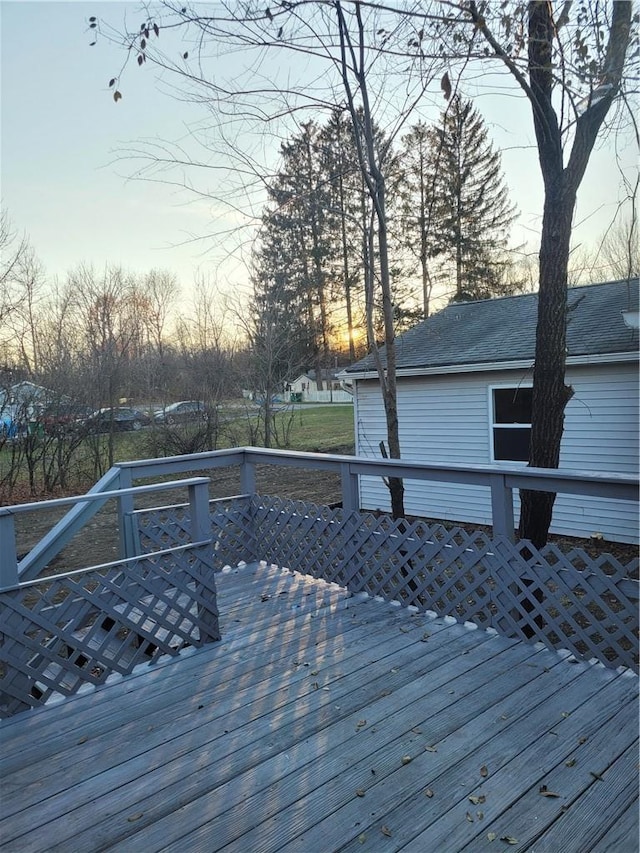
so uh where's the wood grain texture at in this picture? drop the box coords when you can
[0,563,637,853]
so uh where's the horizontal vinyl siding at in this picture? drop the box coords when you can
[354,362,639,544]
[551,362,638,542]
[356,373,497,524]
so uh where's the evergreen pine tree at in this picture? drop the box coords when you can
[430,96,518,302]
[398,121,441,318]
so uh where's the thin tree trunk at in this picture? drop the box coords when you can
[336,0,404,518]
[338,167,356,361]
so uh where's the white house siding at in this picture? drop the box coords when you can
[354,361,639,544]
[288,375,352,403]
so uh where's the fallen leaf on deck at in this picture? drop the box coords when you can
[469,794,486,805]
[565,758,576,767]
[421,632,430,641]
[477,811,484,820]
[480,765,488,778]
[77,736,88,744]
[425,745,438,752]
[561,711,570,718]
[381,826,392,837]
[401,755,412,765]
[578,736,588,744]
[411,727,423,734]
[539,785,561,798]
[356,719,367,729]
[358,834,367,844]
[356,789,366,797]
[425,789,434,798]
[127,813,144,822]
[501,836,518,845]
[466,811,474,822]
[487,832,496,842]
[310,670,319,676]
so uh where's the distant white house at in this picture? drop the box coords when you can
[341,280,639,544]
[286,369,353,404]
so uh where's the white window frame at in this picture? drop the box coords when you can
[488,383,533,465]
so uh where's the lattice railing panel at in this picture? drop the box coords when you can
[134,496,255,567]
[252,497,495,624]
[0,545,219,717]
[113,493,638,671]
[251,496,638,671]
[136,505,192,551]
[489,538,638,670]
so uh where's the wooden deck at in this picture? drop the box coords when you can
[0,562,637,853]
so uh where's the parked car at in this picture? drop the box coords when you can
[83,407,151,433]
[154,401,207,425]
[41,403,94,435]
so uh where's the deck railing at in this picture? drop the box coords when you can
[0,478,220,717]
[1,448,638,717]
[14,447,638,580]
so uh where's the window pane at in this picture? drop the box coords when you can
[494,427,530,462]
[494,388,532,424]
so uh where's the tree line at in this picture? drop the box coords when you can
[250,95,521,386]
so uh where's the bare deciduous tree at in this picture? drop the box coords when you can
[98,0,447,517]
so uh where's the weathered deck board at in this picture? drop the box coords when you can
[589,802,640,853]
[289,663,630,853]
[106,624,519,852]
[0,563,637,853]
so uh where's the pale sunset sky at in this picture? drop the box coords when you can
[1,1,637,303]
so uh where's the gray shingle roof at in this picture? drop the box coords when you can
[344,280,639,375]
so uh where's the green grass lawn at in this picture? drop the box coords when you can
[272,404,355,452]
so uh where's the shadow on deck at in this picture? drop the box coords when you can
[1,562,637,853]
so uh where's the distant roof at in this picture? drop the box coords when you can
[344,280,639,376]
[293,369,341,381]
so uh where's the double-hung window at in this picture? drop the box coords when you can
[491,386,532,463]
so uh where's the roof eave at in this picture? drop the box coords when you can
[344,350,638,381]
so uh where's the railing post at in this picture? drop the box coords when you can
[239,452,258,562]
[188,479,212,542]
[341,462,359,512]
[188,479,220,644]
[490,473,515,542]
[117,467,135,559]
[0,513,19,590]
[240,455,256,496]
